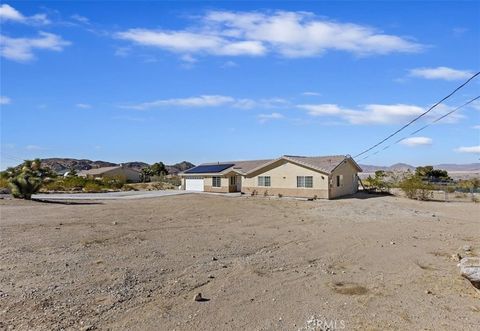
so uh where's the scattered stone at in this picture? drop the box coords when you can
[112,221,118,225]
[193,293,203,302]
[463,245,472,252]
[390,241,396,245]
[451,253,462,261]
[212,257,217,261]
[432,214,436,217]
[458,257,480,289]
[208,275,215,279]
[425,290,432,294]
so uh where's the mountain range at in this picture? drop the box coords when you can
[359,163,480,173]
[35,158,195,175]
[9,158,480,175]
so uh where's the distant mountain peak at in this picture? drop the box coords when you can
[360,162,480,173]
[31,158,195,175]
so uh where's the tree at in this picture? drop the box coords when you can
[149,162,168,176]
[364,170,390,192]
[140,167,153,183]
[415,166,450,182]
[8,159,48,199]
[65,168,78,177]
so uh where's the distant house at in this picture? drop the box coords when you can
[78,165,142,183]
[179,155,362,199]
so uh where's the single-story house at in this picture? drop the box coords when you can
[179,155,362,199]
[78,165,142,183]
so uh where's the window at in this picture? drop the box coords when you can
[230,176,237,185]
[336,175,343,187]
[258,176,271,187]
[212,176,221,187]
[297,176,313,188]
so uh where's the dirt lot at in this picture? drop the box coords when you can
[1,193,479,330]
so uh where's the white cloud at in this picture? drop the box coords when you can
[122,95,236,110]
[116,11,423,59]
[75,103,91,109]
[470,100,480,111]
[0,31,70,62]
[455,146,480,154]
[473,125,480,129]
[258,112,284,123]
[299,103,426,124]
[71,14,89,24]
[400,136,432,147]
[0,96,11,105]
[409,66,473,81]
[298,104,345,116]
[25,144,45,151]
[0,4,50,25]
[121,95,289,110]
[0,4,23,21]
[116,29,266,57]
[180,54,198,64]
[302,91,321,96]
[221,60,237,68]
[298,102,469,125]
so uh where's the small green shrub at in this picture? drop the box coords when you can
[83,182,103,193]
[0,178,9,189]
[399,175,433,200]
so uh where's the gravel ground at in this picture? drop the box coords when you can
[0,193,479,330]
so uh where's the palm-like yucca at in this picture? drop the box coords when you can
[8,159,44,199]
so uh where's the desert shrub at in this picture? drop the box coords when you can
[83,182,103,193]
[165,175,181,187]
[62,176,88,190]
[251,190,257,196]
[42,180,66,191]
[278,193,283,198]
[399,175,433,200]
[263,190,269,197]
[101,176,125,189]
[7,159,51,199]
[0,177,9,189]
[363,170,390,192]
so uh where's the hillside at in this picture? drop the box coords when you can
[359,163,480,173]
[36,158,195,175]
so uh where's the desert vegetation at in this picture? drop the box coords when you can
[363,166,479,201]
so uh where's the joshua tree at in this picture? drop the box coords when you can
[8,159,45,199]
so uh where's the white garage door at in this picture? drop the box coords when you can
[185,177,204,191]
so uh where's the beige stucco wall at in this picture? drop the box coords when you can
[242,160,330,199]
[329,160,359,198]
[203,175,239,193]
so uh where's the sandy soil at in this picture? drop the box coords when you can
[0,193,479,330]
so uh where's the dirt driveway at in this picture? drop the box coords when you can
[0,194,479,330]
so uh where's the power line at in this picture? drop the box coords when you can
[357,95,480,162]
[354,71,480,159]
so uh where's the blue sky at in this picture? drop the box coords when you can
[1,1,479,169]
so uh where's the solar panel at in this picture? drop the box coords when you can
[184,163,235,174]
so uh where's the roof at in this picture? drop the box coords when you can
[180,155,361,176]
[180,159,273,176]
[284,155,356,174]
[78,165,140,176]
[184,163,235,174]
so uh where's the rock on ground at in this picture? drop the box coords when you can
[458,257,480,289]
